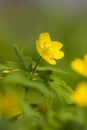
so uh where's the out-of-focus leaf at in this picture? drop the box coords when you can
[49,76,73,103]
[0,61,20,71]
[1,72,52,98]
[25,89,44,105]
[46,110,61,129]
[11,116,37,130]
[0,118,11,130]
[51,75,73,92]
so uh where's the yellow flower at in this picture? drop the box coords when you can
[36,33,64,65]
[71,54,87,77]
[0,93,22,118]
[71,82,87,107]
[2,70,12,74]
[2,68,20,74]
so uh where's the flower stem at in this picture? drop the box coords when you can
[32,56,41,74]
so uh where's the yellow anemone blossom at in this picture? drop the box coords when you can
[71,54,87,77]
[36,33,64,65]
[0,93,22,118]
[71,82,87,107]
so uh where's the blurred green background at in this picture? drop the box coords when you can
[0,0,87,86]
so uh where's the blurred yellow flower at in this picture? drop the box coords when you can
[36,33,64,65]
[71,82,87,107]
[2,70,12,74]
[71,54,87,77]
[2,68,20,74]
[0,93,22,118]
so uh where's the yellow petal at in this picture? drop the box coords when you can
[36,32,64,65]
[43,56,56,65]
[71,82,87,106]
[38,33,51,49]
[36,43,56,65]
[54,51,64,59]
[51,41,63,50]
[48,41,63,53]
[71,59,87,77]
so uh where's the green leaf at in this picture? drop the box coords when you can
[0,118,12,130]
[0,61,19,71]
[1,72,52,98]
[37,66,69,74]
[38,69,53,82]
[13,44,29,70]
[25,89,44,105]
[49,76,73,103]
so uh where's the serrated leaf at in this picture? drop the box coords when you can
[51,76,73,92]
[49,77,73,103]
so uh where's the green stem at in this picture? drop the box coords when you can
[32,56,41,74]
